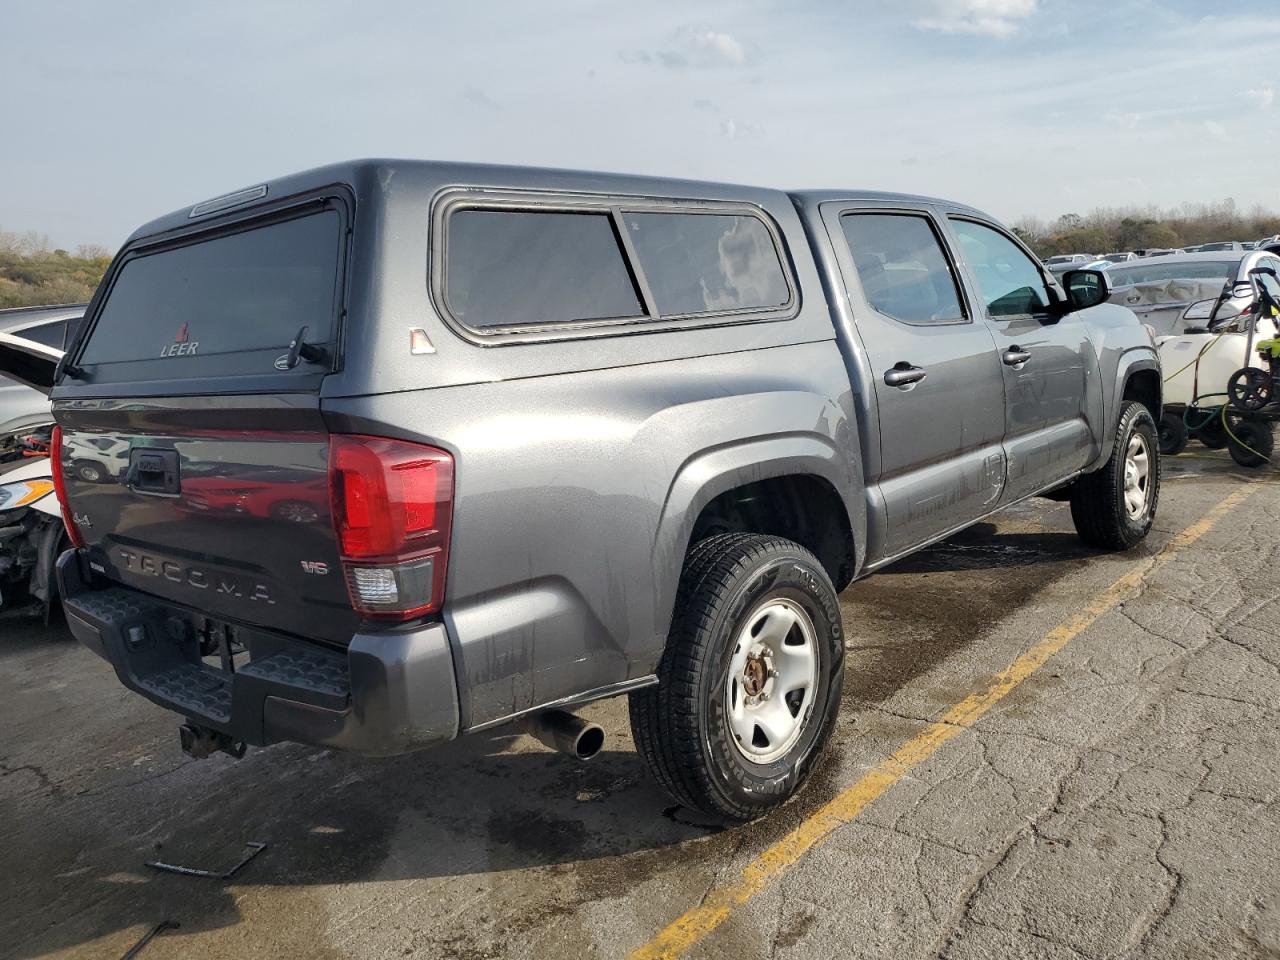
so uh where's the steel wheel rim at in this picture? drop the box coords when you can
[725,597,818,765]
[1123,432,1151,520]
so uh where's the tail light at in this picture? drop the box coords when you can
[328,435,454,622]
[50,426,87,549]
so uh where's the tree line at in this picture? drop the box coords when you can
[0,231,111,309]
[1014,200,1280,258]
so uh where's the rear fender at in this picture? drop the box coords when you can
[649,434,865,662]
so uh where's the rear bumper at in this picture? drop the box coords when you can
[57,550,460,756]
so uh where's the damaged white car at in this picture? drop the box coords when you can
[1108,251,1280,464]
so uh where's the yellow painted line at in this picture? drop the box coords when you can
[631,485,1259,960]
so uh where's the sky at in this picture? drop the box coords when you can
[2,0,1278,250]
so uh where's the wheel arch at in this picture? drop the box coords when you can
[647,434,864,670]
[1087,347,1161,473]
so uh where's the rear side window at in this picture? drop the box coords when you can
[840,213,966,325]
[438,200,795,337]
[622,212,789,316]
[79,209,342,379]
[445,210,643,329]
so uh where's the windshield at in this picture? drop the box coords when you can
[1102,254,1130,263]
[1109,260,1236,286]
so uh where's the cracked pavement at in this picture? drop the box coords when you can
[1,451,1277,959]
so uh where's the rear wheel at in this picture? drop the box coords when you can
[629,533,843,823]
[72,460,103,483]
[1157,411,1187,456]
[1070,401,1160,550]
[1225,418,1274,468]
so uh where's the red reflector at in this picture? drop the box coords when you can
[50,426,86,549]
[328,435,454,621]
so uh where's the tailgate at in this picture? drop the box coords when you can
[56,399,358,645]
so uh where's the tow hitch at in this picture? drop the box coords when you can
[179,722,247,760]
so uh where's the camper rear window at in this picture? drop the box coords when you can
[79,210,343,381]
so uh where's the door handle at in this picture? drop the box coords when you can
[1002,347,1032,367]
[884,363,927,388]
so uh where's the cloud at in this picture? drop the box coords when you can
[624,26,755,69]
[719,117,764,139]
[1245,87,1275,110]
[1104,110,1142,129]
[912,0,1038,38]
[1204,120,1229,143]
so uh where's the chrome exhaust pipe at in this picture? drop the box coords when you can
[522,709,605,760]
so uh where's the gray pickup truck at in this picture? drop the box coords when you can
[1,160,1161,822]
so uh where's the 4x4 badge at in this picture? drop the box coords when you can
[160,323,200,358]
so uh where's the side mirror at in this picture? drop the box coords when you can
[1060,269,1111,312]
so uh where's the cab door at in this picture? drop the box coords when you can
[822,204,1007,560]
[944,217,1099,503]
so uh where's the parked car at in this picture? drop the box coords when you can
[1182,246,1202,254]
[0,452,62,617]
[0,161,1162,822]
[1142,248,1181,258]
[1241,241,1257,251]
[1105,249,1280,335]
[0,304,84,463]
[1044,253,1094,274]
[1199,241,1243,252]
[1100,252,1137,264]
[1259,235,1280,254]
[0,321,68,618]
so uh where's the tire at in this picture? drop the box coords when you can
[1157,411,1187,456]
[1192,409,1227,449]
[1070,401,1160,551]
[1225,418,1274,468]
[73,460,103,483]
[629,533,844,823]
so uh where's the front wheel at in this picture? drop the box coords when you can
[1070,401,1160,550]
[629,533,844,823]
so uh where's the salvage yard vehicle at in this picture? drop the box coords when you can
[0,304,83,463]
[0,161,1162,822]
[0,317,72,618]
[1108,251,1280,464]
[1107,250,1280,336]
[1044,253,1094,275]
[0,451,63,617]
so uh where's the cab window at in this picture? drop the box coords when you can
[950,219,1052,317]
[840,213,966,325]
